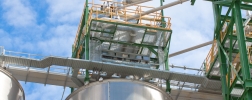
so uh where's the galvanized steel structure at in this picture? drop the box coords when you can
[1,0,252,100]
[203,0,252,100]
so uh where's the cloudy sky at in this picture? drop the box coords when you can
[0,0,214,99]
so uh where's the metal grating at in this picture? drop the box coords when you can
[231,88,244,97]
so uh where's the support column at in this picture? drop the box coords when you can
[218,41,228,100]
[234,0,252,100]
[213,3,229,100]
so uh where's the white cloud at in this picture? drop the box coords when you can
[1,0,36,27]
[46,0,85,24]
[37,24,77,56]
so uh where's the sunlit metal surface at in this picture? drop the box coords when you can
[0,67,25,100]
[66,79,173,100]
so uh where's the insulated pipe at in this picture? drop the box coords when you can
[126,0,189,21]
[117,0,151,9]
[169,41,213,58]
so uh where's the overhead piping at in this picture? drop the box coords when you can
[169,41,213,57]
[125,0,189,21]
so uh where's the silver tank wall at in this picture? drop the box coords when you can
[66,79,172,100]
[0,67,25,100]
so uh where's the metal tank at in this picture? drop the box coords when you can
[66,79,172,100]
[0,67,25,100]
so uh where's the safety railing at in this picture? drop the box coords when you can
[88,1,171,29]
[1,49,73,75]
[4,50,45,60]
[228,53,241,86]
[73,0,172,56]
[205,40,218,74]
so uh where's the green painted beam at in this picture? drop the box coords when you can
[166,80,171,92]
[214,1,252,11]
[147,47,158,57]
[213,3,221,39]
[213,1,231,5]
[224,48,239,53]
[164,35,171,70]
[70,0,89,92]
[220,15,252,25]
[234,0,251,81]
[234,0,252,99]
[217,40,229,100]
[160,0,166,28]
[218,0,235,39]
[228,35,252,42]
[227,21,234,98]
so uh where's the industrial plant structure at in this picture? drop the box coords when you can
[0,0,252,100]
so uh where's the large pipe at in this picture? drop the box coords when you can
[126,0,189,21]
[169,41,213,58]
[117,0,151,9]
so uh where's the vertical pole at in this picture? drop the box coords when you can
[160,0,171,93]
[160,0,166,28]
[218,41,228,100]
[234,1,252,99]
[84,0,90,84]
[227,25,232,100]
[85,0,90,60]
[234,0,250,81]
[213,3,228,100]
[227,9,235,100]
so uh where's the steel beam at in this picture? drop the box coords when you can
[217,40,229,100]
[234,0,251,82]
[234,1,252,99]
[213,3,221,39]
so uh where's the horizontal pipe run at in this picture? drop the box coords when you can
[126,0,189,21]
[169,41,213,57]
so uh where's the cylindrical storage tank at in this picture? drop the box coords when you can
[0,67,25,100]
[66,79,172,100]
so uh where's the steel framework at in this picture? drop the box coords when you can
[204,0,252,100]
[2,0,252,100]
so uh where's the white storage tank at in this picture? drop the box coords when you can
[0,67,25,100]
[66,79,172,100]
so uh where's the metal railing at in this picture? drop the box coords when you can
[228,53,241,86]
[0,48,72,75]
[73,0,172,51]
[89,1,171,29]
[205,40,218,74]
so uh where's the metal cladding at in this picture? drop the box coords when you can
[0,67,25,100]
[66,79,173,100]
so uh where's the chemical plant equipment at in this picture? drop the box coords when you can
[1,0,252,100]
[0,67,25,100]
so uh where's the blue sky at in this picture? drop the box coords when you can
[0,0,215,100]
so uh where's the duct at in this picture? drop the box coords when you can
[169,41,213,58]
[126,0,189,21]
